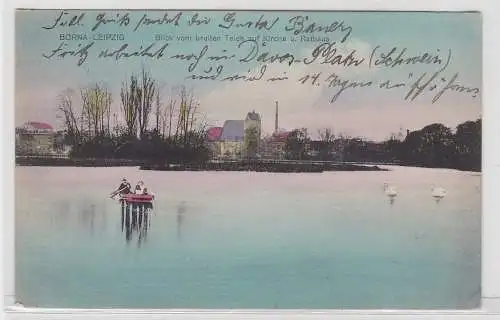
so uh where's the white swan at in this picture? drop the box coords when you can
[431,186,446,201]
[383,183,397,198]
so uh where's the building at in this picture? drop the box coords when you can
[219,120,244,159]
[260,131,290,159]
[243,110,262,157]
[258,101,290,159]
[16,121,55,155]
[207,127,223,142]
[206,110,262,159]
[206,127,223,158]
[306,139,344,161]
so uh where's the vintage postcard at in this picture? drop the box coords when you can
[14,9,481,309]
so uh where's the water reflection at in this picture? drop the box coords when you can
[80,204,96,235]
[50,200,108,236]
[51,201,71,227]
[382,183,397,206]
[76,201,108,236]
[176,201,187,241]
[120,202,153,247]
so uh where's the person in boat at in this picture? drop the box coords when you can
[134,181,145,194]
[117,178,131,194]
[142,188,155,202]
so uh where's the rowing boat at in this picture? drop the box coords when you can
[119,193,154,204]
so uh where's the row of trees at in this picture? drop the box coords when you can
[283,119,481,171]
[386,119,481,171]
[57,68,210,162]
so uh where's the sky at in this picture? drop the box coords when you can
[15,10,482,141]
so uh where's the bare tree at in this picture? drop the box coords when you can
[174,86,196,144]
[80,84,112,138]
[173,87,186,141]
[137,68,156,138]
[166,98,176,139]
[318,128,335,143]
[105,91,112,136]
[80,88,92,136]
[154,90,161,133]
[120,68,157,139]
[160,85,207,147]
[106,100,111,135]
[56,88,81,144]
[120,76,140,137]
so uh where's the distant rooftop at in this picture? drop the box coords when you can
[207,127,223,141]
[22,121,54,131]
[221,120,244,141]
[270,131,290,142]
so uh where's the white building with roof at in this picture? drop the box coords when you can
[16,121,55,155]
[219,120,244,159]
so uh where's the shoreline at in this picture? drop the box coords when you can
[15,156,387,172]
[140,162,388,173]
[15,156,143,167]
[15,156,480,173]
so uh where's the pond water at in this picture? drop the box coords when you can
[15,165,481,309]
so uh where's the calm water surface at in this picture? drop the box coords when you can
[15,166,481,309]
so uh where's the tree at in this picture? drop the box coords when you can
[120,68,157,139]
[400,123,455,167]
[244,126,259,158]
[137,68,156,138]
[318,128,335,143]
[80,84,112,138]
[382,119,481,171]
[317,128,335,160]
[154,90,162,133]
[51,73,212,162]
[56,88,81,146]
[171,86,207,148]
[285,128,309,160]
[165,98,176,139]
[384,134,403,161]
[120,76,140,138]
[454,119,481,170]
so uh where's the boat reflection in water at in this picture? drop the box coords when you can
[120,200,153,247]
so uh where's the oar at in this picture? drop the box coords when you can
[110,186,127,198]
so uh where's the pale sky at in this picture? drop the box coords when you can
[15,10,481,141]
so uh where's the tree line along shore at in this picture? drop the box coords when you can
[16,117,481,173]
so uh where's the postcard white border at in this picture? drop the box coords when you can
[2,0,500,319]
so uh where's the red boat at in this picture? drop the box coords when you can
[119,193,154,204]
